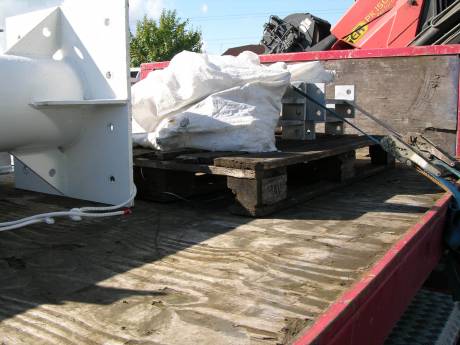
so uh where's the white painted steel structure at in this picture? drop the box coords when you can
[0,0,133,205]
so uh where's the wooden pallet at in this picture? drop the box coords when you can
[133,135,395,216]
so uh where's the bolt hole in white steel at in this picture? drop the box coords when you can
[104,18,110,26]
[73,46,84,60]
[109,176,116,183]
[49,169,56,177]
[346,89,352,95]
[106,71,112,79]
[42,27,51,37]
[52,49,64,61]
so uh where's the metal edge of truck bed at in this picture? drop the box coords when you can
[294,193,451,345]
[140,45,460,79]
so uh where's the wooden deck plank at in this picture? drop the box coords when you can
[0,168,444,345]
[214,136,373,170]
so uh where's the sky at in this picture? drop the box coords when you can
[168,0,354,54]
[0,0,354,54]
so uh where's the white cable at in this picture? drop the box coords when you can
[0,211,84,227]
[0,219,44,231]
[0,185,137,232]
[79,185,137,212]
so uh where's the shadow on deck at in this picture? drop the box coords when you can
[0,167,442,343]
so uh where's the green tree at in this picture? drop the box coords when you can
[130,9,203,67]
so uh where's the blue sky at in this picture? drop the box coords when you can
[162,0,354,54]
[0,0,354,54]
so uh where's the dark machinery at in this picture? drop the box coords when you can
[261,13,334,54]
[261,0,460,53]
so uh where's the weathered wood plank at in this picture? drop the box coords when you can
[134,148,204,161]
[230,159,390,217]
[227,168,288,216]
[0,168,444,345]
[323,55,459,155]
[176,151,244,165]
[134,136,374,179]
[214,135,372,170]
[134,136,373,173]
[135,141,392,216]
[134,157,257,179]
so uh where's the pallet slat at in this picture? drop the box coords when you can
[133,135,394,216]
[214,136,373,170]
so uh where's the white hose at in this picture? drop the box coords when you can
[0,185,137,232]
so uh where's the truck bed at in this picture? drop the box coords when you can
[0,167,445,345]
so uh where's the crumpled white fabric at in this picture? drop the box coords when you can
[132,50,333,152]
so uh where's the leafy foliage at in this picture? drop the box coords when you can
[130,9,202,66]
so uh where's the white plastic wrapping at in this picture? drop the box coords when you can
[132,51,332,152]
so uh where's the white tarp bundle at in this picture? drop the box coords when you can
[132,51,332,152]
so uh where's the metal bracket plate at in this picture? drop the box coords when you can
[5,0,133,205]
[335,85,355,101]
